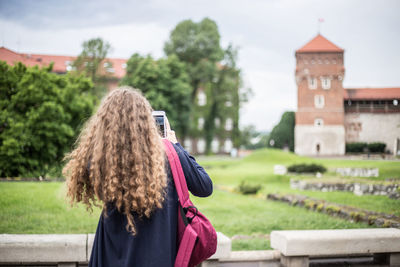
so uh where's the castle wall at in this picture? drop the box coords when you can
[344,113,400,153]
[295,125,345,155]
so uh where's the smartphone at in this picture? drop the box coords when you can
[152,111,166,138]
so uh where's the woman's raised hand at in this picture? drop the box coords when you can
[165,116,178,144]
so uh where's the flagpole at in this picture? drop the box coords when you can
[318,18,324,34]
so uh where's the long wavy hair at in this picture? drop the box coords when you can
[62,86,167,235]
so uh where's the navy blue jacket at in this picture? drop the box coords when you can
[88,143,213,267]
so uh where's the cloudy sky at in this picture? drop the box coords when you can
[1,0,399,131]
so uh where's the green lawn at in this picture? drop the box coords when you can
[0,182,373,250]
[0,148,399,250]
[0,182,101,234]
[198,149,400,217]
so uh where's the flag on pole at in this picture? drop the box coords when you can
[319,18,325,23]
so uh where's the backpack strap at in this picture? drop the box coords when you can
[163,139,190,206]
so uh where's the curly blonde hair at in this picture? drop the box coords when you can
[62,86,167,235]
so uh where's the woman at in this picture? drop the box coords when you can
[62,86,213,267]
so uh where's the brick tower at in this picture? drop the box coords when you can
[294,34,346,155]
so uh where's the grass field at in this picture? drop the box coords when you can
[0,148,399,250]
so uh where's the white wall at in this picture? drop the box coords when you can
[345,113,400,153]
[295,125,345,155]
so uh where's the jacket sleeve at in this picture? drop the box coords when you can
[172,142,213,197]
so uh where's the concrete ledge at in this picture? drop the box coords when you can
[0,234,87,262]
[220,250,281,262]
[87,234,95,260]
[271,228,400,256]
[0,232,230,263]
[208,232,231,259]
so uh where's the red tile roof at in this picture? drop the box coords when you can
[296,34,344,53]
[344,88,400,100]
[0,47,127,79]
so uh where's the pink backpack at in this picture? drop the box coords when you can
[163,139,217,267]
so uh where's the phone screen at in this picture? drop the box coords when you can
[154,115,165,138]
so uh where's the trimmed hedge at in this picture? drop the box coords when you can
[346,142,368,153]
[346,142,386,153]
[368,142,386,153]
[287,163,327,174]
[237,181,262,195]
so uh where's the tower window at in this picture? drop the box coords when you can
[314,95,325,108]
[198,117,205,130]
[314,118,324,127]
[197,139,206,153]
[184,139,192,153]
[308,77,317,90]
[225,118,233,131]
[224,139,233,153]
[211,138,219,153]
[214,117,221,128]
[197,91,207,106]
[321,77,331,90]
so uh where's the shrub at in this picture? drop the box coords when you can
[346,142,386,153]
[326,205,340,214]
[237,181,262,195]
[304,199,317,210]
[346,142,368,153]
[367,142,386,153]
[316,203,324,212]
[382,220,392,228]
[287,163,327,174]
[350,212,365,222]
[368,215,377,225]
[0,62,95,177]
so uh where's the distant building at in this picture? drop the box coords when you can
[184,83,239,155]
[0,47,127,91]
[294,34,400,156]
[0,47,239,155]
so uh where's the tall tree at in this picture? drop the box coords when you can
[120,54,192,138]
[268,111,295,152]
[73,37,112,99]
[164,18,224,99]
[164,18,251,154]
[204,44,242,152]
[0,61,95,177]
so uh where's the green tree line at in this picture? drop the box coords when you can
[0,62,96,177]
[0,17,251,177]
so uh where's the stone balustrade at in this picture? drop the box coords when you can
[0,232,235,266]
[2,229,400,266]
[271,228,400,267]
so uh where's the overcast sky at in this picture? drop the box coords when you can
[1,0,399,132]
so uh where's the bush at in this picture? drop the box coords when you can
[287,163,327,174]
[346,142,386,153]
[237,181,262,195]
[304,199,317,210]
[326,205,340,215]
[350,212,365,222]
[0,61,96,177]
[368,215,377,225]
[346,142,368,153]
[316,203,324,212]
[367,142,386,153]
